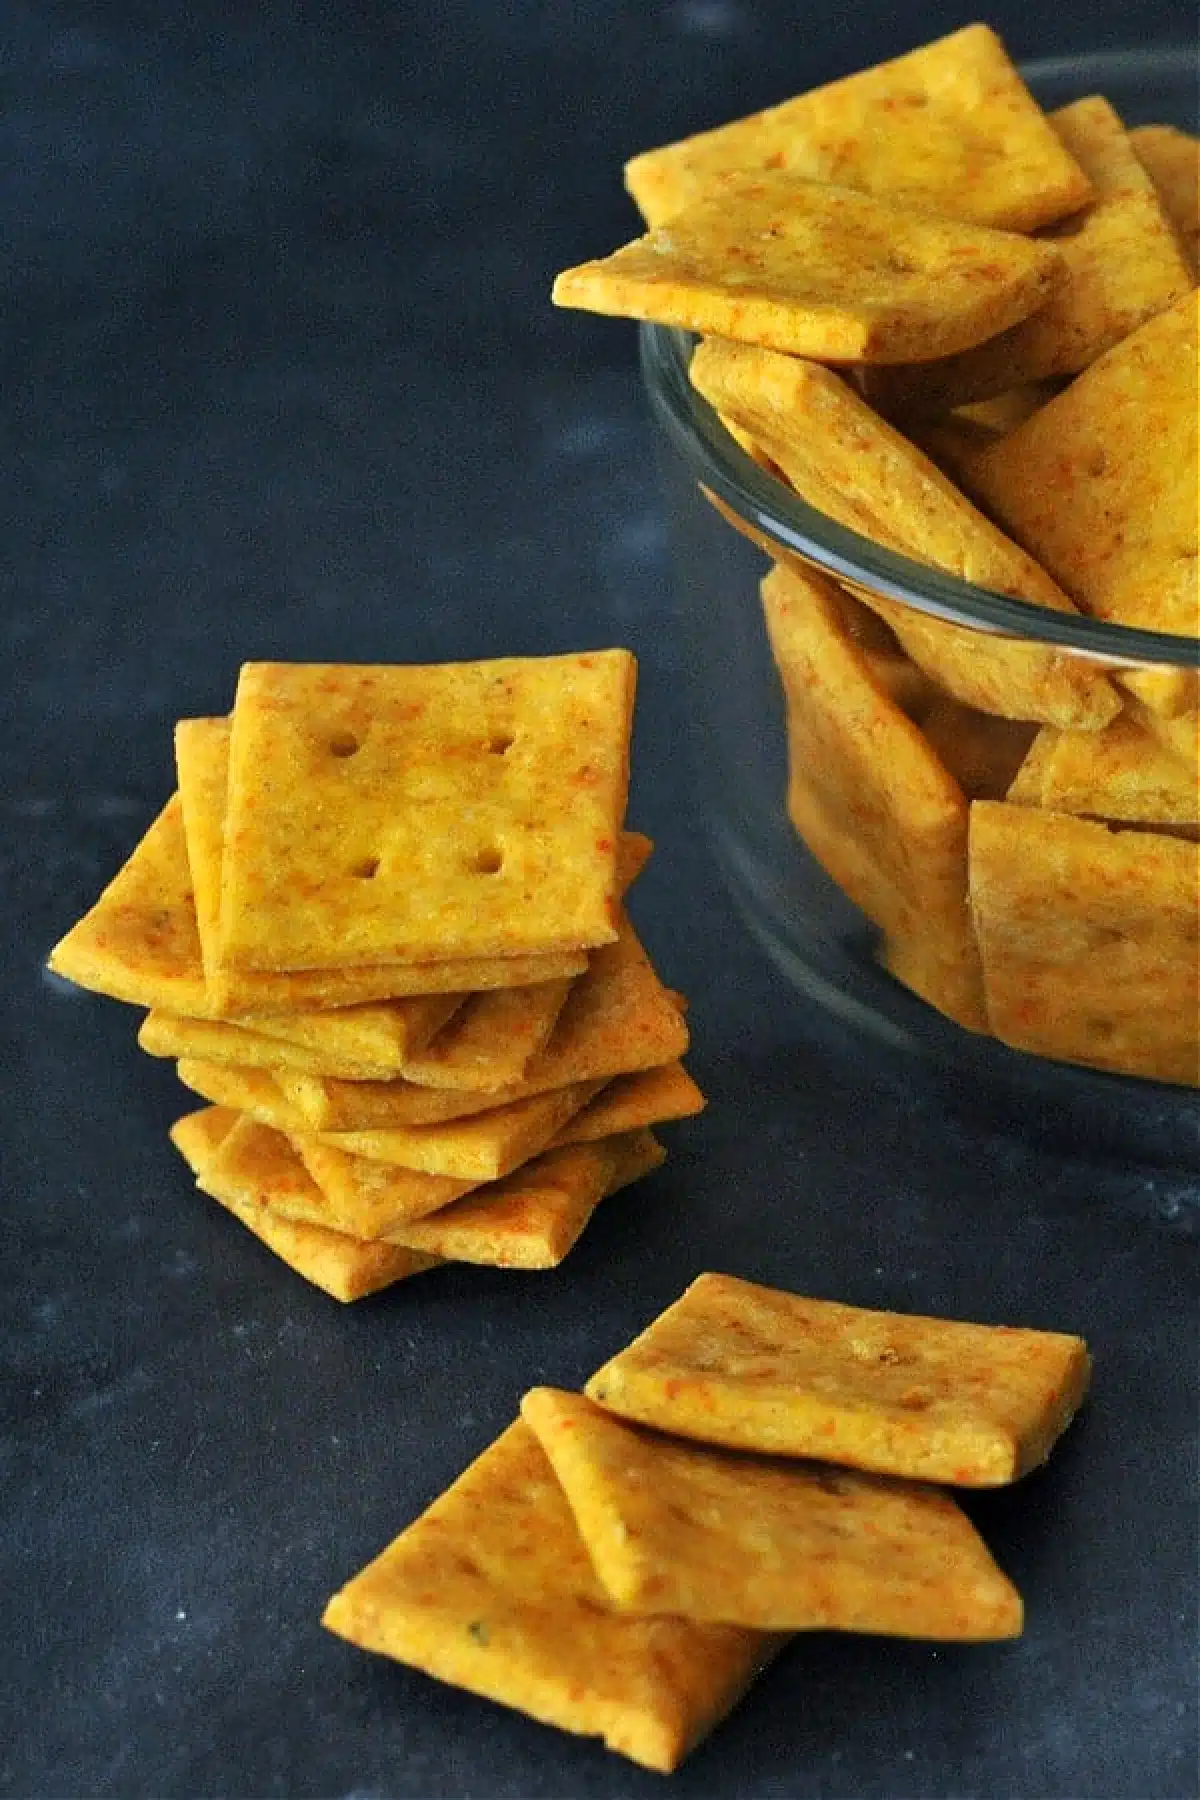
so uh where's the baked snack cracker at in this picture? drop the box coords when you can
[290,1138,480,1237]
[320,1080,607,1181]
[551,1062,705,1146]
[138,1011,400,1082]
[689,336,1120,729]
[585,1273,1091,1486]
[217,654,636,971]
[322,1420,785,1773]
[969,802,1200,1084]
[969,292,1200,719]
[1006,714,1198,832]
[624,24,1091,233]
[554,172,1065,364]
[1130,124,1199,274]
[760,561,985,1031]
[175,1058,309,1133]
[47,795,211,1016]
[379,1132,665,1268]
[521,1387,1022,1639]
[170,1108,440,1301]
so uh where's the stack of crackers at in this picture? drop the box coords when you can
[323,1272,1091,1773]
[552,23,1199,1087]
[49,654,705,1299]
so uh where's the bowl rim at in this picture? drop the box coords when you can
[638,44,1199,671]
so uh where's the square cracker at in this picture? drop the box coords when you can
[319,1080,606,1182]
[169,1109,440,1301]
[175,1058,309,1133]
[584,1272,1091,1487]
[521,1388,1022,1639]
[869,96,1194,410]
[175,716,588,1015]
[321,1419,784,1773]
[551,1062,705,1146]
[624,24,1091,233]
[760,560,986,1032]
[689,337,1119,730]
[139,1011,401,1082]
[283,911,692,1132]
[554,172,1065,365]
[1130,125,1199,274]
[968,293,1200,719]
[46,795,211,1015]
[290,1137,480,1237]
[391,831,654,1092]
[379,1131,665,1269]
[217,653,636,972]
[1005,714,1198,831]
[968,802,1200,1085]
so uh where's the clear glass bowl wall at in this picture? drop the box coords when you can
[643,47,1199,1166]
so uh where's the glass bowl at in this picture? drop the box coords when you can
[642,46,1199,1167]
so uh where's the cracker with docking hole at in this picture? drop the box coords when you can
[317,1080,606,1181]
[760,560,986,1032]
[321,1419,785,1774]
[217,654,636,971]
[584,1272,1091,1486]
[554,172,1067,365]
[623,23,1092,233]
[968,802,1200,1085]
[46,795,212,1016]
[390,832,654,1092]
[176,715,589,1015]
[688,336,1120,730]
[866,95,1193,411]
[1130,124,1199,274]
[170,1108,441,1301]
[377,1131,665,1269]
[968,293,1200,720]
[520,1387,1022,1639]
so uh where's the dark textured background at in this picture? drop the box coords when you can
[3,4,1197,1796]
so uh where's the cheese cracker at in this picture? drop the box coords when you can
[521,1388,1022,1639]
[585,1272,1091,1487]
[1130,124,1199,274]
[322,1420,784,1773]
[318,1081,606,1182]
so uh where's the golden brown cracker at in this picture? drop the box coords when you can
[47,795,212,1015]
[175,714,589,1011]
[690,337,1120,729]
[138,1011,401,1082]
[321,1419,785,1773]
[551,1063,705,1146]
[554,173,1066,364]
[969,293,1199,718]
[172,1109,439,1301]
[1004,714,1198,829]
[869,96,1193,409]
[968,802,1200,1085]
[520,1388,1022,1639]
[380,1132,665,1269]
[168,1102,240,1175]
[585,1272,1091,1487]
[174,1058,309,1133]
[1130,124,1199,274]
[292,1138,479,1237]
[278,1069,514,1133]
[217,654,636,971]
[319,1080,606,1182]
[760,561,986,1031]
[624,24,1091,233]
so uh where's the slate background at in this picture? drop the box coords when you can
[3,4,1197,1796]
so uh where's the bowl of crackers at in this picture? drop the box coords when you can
[552,30,1199,1156]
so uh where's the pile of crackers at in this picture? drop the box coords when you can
[324,1272,1091,1773]
[49,654,705,1298]
[553,22,1199,1087]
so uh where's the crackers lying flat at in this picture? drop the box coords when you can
[324,1272,1087,1769]
[553,24,1199,1087]
[49,656,706,1297]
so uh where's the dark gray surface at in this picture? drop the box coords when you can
[3,5,1197,1796]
